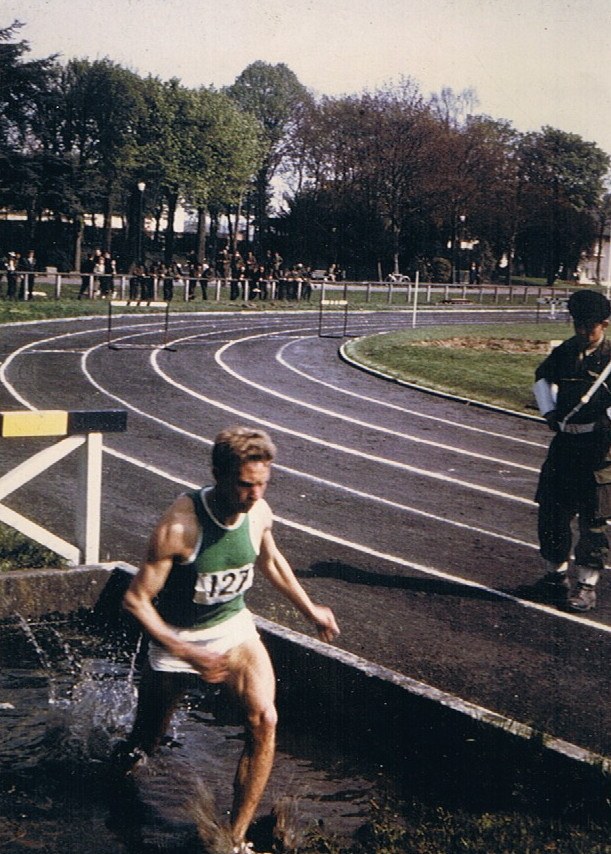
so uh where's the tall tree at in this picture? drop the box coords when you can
[281,82,438,276]
[133,79,263,265]
[516,127,609,283]
[425,114,521,282]
[0,21,62,253]
[0,20,56,146]
[359,82,436,276]
[60,59,147,253]
[226,61,312,254]
[593,192,611,282]
[181,86,263,261]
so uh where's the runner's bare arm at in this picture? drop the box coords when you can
[123,495,229,682]
[257,528,340,643]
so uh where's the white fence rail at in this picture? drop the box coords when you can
[2,269,577,306]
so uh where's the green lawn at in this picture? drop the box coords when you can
[0,522,67,572]
[344,322,572,415]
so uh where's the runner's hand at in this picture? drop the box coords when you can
[185,647,230,683]
[311,605,340,643]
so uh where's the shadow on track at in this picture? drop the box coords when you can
[303,560,501,602]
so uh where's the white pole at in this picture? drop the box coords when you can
[76,432,103,564]
[412,270,419,327]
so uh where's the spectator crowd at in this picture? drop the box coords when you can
[0,250,38,300]
[1,245,341,303]
[125,249,323,303]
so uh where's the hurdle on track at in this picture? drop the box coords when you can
[535,296,569,323]
[107,300,174,350]
[318,298,349,338]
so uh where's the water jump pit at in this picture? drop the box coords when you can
[0,602,391,853]
[2,564,611,853]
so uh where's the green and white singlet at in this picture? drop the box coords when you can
[148,488,264,672]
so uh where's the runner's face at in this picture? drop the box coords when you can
[574,319,609,347]
[218,461,271,515]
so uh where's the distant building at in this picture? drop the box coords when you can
[579,222,611,288]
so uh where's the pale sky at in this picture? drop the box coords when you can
[5,0,611,159]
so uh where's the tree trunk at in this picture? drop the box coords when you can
[244,194,252,252]
[151,207,159,247]
[254,166,268,257]
[164,192,178,265]
[26,201,38,247]
[208,209,219,265]
[504,232,516,286]
[392,221,401,274]
[233,199,243,253]
[596,215,606,283]
[226,206,234,251]
[103,182,115,253]
[196,206,207,263]
[73,215,84,272]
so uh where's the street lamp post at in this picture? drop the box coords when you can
[457,214,466,284]
[137,182,146,266]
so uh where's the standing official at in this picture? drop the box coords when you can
[533,289,611,611]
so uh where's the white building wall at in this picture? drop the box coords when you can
[580,224,611,288]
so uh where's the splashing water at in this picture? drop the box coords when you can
[1,615,393,852]
[6,615,140,766]
[182,777,234,854]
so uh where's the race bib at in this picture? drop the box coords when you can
[193,564,254,605]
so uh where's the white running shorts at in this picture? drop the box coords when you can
[148,608,259,673]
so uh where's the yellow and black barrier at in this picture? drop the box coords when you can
[0,409,128,565]
[0,409,127,438]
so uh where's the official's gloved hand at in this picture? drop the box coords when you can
[544,410,559,432]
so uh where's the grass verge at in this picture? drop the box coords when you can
[344,322,572,414]
[299,796,611,854]
[0,522,67,572]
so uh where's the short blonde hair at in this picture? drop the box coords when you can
[212,426,276,478]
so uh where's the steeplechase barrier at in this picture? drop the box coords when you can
[107,300,173,350]
[318,298,349,338]
[0,409,127,565]
[535,296,569,322]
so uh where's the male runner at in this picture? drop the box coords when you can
[120,425,340,852]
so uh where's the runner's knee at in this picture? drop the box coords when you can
[247,703,278,739]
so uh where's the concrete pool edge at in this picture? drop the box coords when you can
[2,562,610,783]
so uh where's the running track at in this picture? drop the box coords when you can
[1,307,610,759]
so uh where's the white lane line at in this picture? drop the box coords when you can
[0,316,296,410]
[81,329,538,547]
[276,336,547,450]
[1,324,536,548]
[17,348,90,355]
[147,335,535,506]
[105,445,611,635]
[212,332,539,474]
[0,321,174,405]
[0,316,269,406]
[105,444,534,551]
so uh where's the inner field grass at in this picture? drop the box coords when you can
[344,322,573,414]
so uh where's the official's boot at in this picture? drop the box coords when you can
[532,567,570,603]
[568,582,597,612]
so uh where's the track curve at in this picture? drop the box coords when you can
[2,307,611,759]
